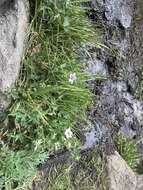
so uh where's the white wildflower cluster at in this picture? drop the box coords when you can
[64,128,73,139]
[69,73,77,84]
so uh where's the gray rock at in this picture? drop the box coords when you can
[92,0,142,91]
[92,0,104,8]
[92,0,133,28]
[0,0,29,111]
[86,58,108,77]
[88,0,143,142]
[83,122,107,149]
[95,80,143,139]
[107,151,143,190]
[107,151,137,190]
[105,0,132,28]
[136,175,143,190]
[0,0,7,7]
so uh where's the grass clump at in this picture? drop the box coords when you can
[34,149,107,190]
[70,150,107,190]
[115,134,140,170]
[0,0,99,189]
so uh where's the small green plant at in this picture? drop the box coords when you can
[0,146,46,190]
[115,134,140,169]
[0,0,99,189]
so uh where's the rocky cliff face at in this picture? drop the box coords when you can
[0,0,29,111]
[84,0,143,189]
[87,0,143,145]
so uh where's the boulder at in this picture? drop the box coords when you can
[0,0,29,111]
[107,151,137,190]
[136,175,143,190]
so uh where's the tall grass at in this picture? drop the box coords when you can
[0,0,99,189]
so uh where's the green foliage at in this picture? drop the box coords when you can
[0,147,46,190]
[115,134,140,169]
[0,0,99,189]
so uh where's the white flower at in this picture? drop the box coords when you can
[69,73,77,84]
[64,128,73,139]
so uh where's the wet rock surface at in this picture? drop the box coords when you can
[0,0,29,111]
[84,0,143,147]
[105,0,133,28]
[94,80,143,139]
[92,0,143,92]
